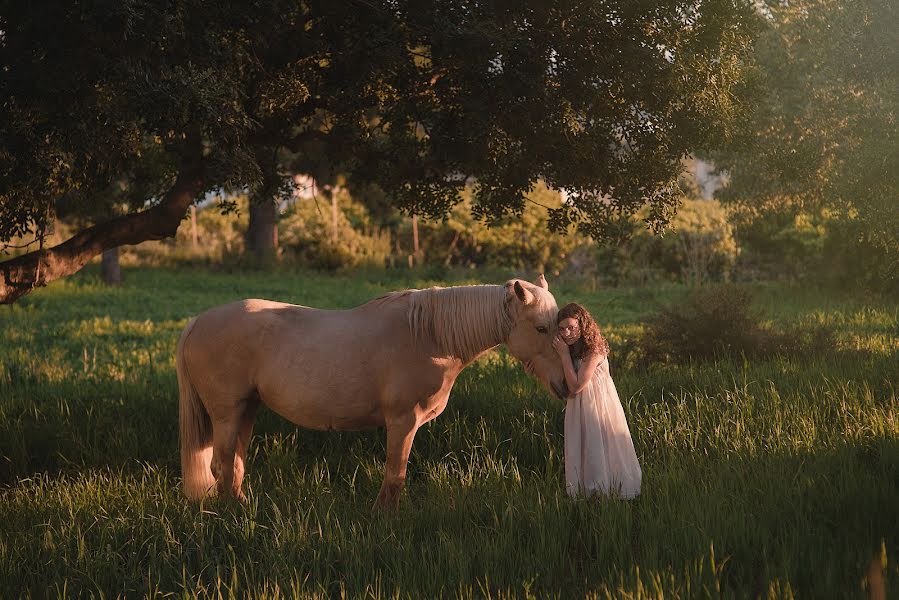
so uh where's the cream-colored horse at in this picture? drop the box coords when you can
[177,275,566,511]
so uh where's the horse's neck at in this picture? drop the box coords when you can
[408,285,512,363]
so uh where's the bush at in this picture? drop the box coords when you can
[637,284,838,365]
[818,218,899,294]
[279,189,392,271]
[118,196,249,266]
[725,199,898,293]
[639,285,765,363]
[407,182,588,274]
[727,199,828,281]
[594,199,739,286]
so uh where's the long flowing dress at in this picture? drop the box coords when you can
[564,355,641,499]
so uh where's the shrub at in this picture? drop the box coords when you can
[725,199,898,293]
[594,199,739,285]
[279,189,392,271]
[639,285,765,364]
[407,182,588,274]
[636,284,839,365]
[727,199,828,281]
[118,195,249,266]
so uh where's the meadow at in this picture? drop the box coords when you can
[0,266,896,599]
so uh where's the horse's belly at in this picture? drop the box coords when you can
[299,412,385,432]
[264,395,385,432]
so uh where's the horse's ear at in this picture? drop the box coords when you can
[535,274,548,290]
[514,281,535,305]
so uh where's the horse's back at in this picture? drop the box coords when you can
[180,296,431,430]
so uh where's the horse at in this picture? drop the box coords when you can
[176,274,567,511]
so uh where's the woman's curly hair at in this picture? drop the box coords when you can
[557,303,609,360]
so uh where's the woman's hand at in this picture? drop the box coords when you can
[552,334,569,357]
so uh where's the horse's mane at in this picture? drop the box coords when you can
[405,285,513,362]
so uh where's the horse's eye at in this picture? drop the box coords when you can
[536,325,548,334]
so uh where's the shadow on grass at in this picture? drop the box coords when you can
[1,356,896,597]
[1,426,896,597]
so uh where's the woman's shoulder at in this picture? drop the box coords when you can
[578,351,608,371]
[585,350,608,363]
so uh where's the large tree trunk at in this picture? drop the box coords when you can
[245,197,278,261]
[0,156,204,304]
[101,247,122,285]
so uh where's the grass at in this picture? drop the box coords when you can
[0,266,896,598]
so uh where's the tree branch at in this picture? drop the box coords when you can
[0,159,204,304]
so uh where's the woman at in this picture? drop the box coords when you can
[553,303,641,499]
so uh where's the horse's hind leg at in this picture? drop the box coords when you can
[189,355,255,502]
[211,416,241,500]
[232,396,260,501]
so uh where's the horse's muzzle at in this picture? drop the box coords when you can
[550,380,569,400]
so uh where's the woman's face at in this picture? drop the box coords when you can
[558,317,581,345]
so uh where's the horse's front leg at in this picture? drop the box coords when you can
[374,414,419,513]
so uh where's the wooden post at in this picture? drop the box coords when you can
[190,205,198,251]
[411,213,420,266]
[444,230,460,266]
[331,192,338,244]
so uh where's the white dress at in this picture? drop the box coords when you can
[564,356,641,499]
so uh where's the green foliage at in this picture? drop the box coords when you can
[595,199,739,285]
[176,199,250,260]
[712,0,899,290]
[726,199,828,280]
[636,284,839,366]
[725,197,898,291]
[279,191,392,271]
[153,185,587,274]
[109,197,252,266]
[819,217,899,292]
[150,188,748,285]
[410,183,584,273]
[0,269,896,597]
[1,0,758,255]
[638,285,766,364]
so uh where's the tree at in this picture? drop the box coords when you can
[1,0,757,303]
[711,0,899,287]
[244,155,285,262]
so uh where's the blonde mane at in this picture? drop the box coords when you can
[407,285,513,362]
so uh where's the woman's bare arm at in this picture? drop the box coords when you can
[553,336,604,397]
[568,351,603,396]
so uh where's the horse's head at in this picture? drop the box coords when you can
[503,274,568,400]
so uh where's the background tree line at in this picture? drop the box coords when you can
[0,0,756,303]
[2,0,895,298]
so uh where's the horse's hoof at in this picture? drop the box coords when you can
[371,496,400,515]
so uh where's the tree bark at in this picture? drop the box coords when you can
[101,247,122,285]
[0,158,204,304]
[246,197,278,261]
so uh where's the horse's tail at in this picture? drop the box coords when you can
[177,317,215,500]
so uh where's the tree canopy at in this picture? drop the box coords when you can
[1,0,756,302]
[711,0,898,286]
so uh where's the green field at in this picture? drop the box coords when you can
[1,267,896,598]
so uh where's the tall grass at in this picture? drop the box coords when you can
[0,266,896,598]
